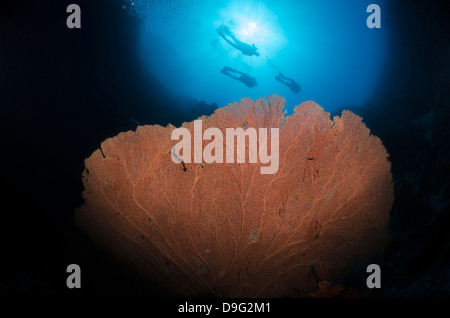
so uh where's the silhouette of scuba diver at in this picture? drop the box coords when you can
[217,25,260,57]
[221,66,257,88]
[275,72,301,93]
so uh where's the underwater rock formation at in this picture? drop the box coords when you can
[76,95,393,297]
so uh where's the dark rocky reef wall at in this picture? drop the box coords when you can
[340,0,449,297]
[0,0,216,297]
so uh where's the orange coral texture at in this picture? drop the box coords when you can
[77,95,393,297]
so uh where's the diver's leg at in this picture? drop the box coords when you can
[281,74,292,82]
[222,25,231,35]
[221,35,239,50]
[225,68,241,77]
[221,68,239,80]
[227,32,244,48]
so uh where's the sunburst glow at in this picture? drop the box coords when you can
[215,0,287,67]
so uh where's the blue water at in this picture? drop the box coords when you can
[125,0,387,114]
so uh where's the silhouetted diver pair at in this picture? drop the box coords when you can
[217,24,260,57]
[220,67,301,93]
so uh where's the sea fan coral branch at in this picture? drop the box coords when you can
[77,95,393,297]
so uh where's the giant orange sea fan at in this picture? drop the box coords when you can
[76,95,393,297]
